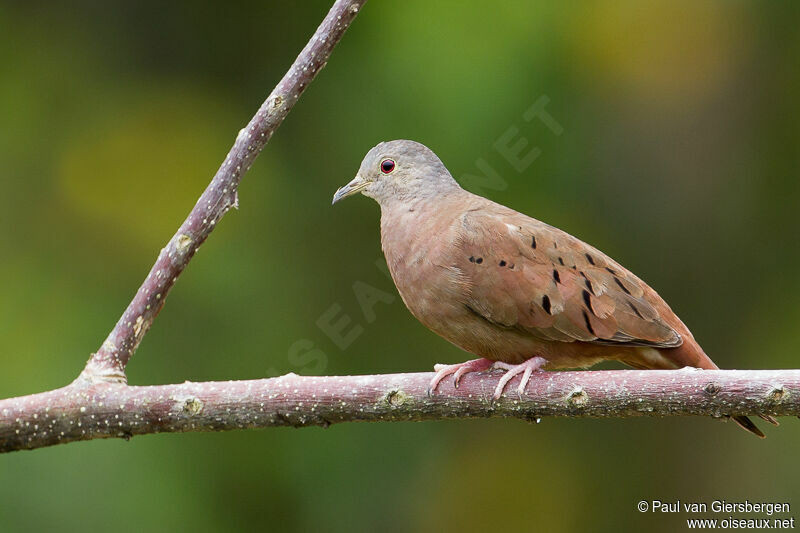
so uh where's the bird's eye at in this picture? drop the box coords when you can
[380,159,396,174]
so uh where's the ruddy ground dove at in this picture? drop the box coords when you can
[333,140,772,437]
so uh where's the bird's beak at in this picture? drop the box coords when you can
[332,175,368,205]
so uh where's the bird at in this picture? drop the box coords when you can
[332,139,774,438]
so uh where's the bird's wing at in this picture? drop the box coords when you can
[452,205,682,347]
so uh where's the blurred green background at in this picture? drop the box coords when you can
[1,1,799,531]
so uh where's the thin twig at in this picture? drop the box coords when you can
[79,0,368,383]
[2,369,797,452]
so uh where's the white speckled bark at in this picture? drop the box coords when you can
[2,369,798,452]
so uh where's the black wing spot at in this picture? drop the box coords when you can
[531,236,537,249]
[585,253,596,265]
[499,260,507,267]
[553,269,561,284]
[582,310,596,336]
[476,257,483,264]
[614,276,632,295]
[582,289,593,311]
[469,256,475,263]
[542,295,552,314]
[605,267,617,275]
[558,257,565,266]
[627,301,644,319]
[579,271,595,294]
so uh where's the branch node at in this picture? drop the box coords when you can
[704,382,722,396]
[181,397,204,416]
[175,234,193,255]
[766,385,788,403]
[385,389,412,408]
[566,386,589,408]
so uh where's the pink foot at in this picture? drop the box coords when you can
[491,356,547,400]
[428,358,494,395]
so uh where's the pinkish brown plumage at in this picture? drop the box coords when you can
[333,139,771,437]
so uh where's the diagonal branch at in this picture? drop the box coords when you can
[79,0,368,383]
[2,369,798,453]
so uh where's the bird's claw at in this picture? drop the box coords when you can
[427,357,547,399]
[427,358,494,396]
[490,356,547,401]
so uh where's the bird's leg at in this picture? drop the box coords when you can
[428,358,495,395]
[491,356,547,400]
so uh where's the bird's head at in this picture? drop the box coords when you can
[332,140,459,206]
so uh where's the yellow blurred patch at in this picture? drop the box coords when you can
[57,87,235,248]
[565,1,751,104]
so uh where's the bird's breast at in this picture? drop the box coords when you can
[379,206,467,331]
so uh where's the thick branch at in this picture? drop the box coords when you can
[2,369,797,453]
[80,0,368,383]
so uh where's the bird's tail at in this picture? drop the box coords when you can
[731,415,768,439]
[667,342,777,439]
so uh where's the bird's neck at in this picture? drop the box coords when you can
[377,180,465,211]
[378,187,467,227]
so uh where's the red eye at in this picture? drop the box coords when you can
[380,159,395,174]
